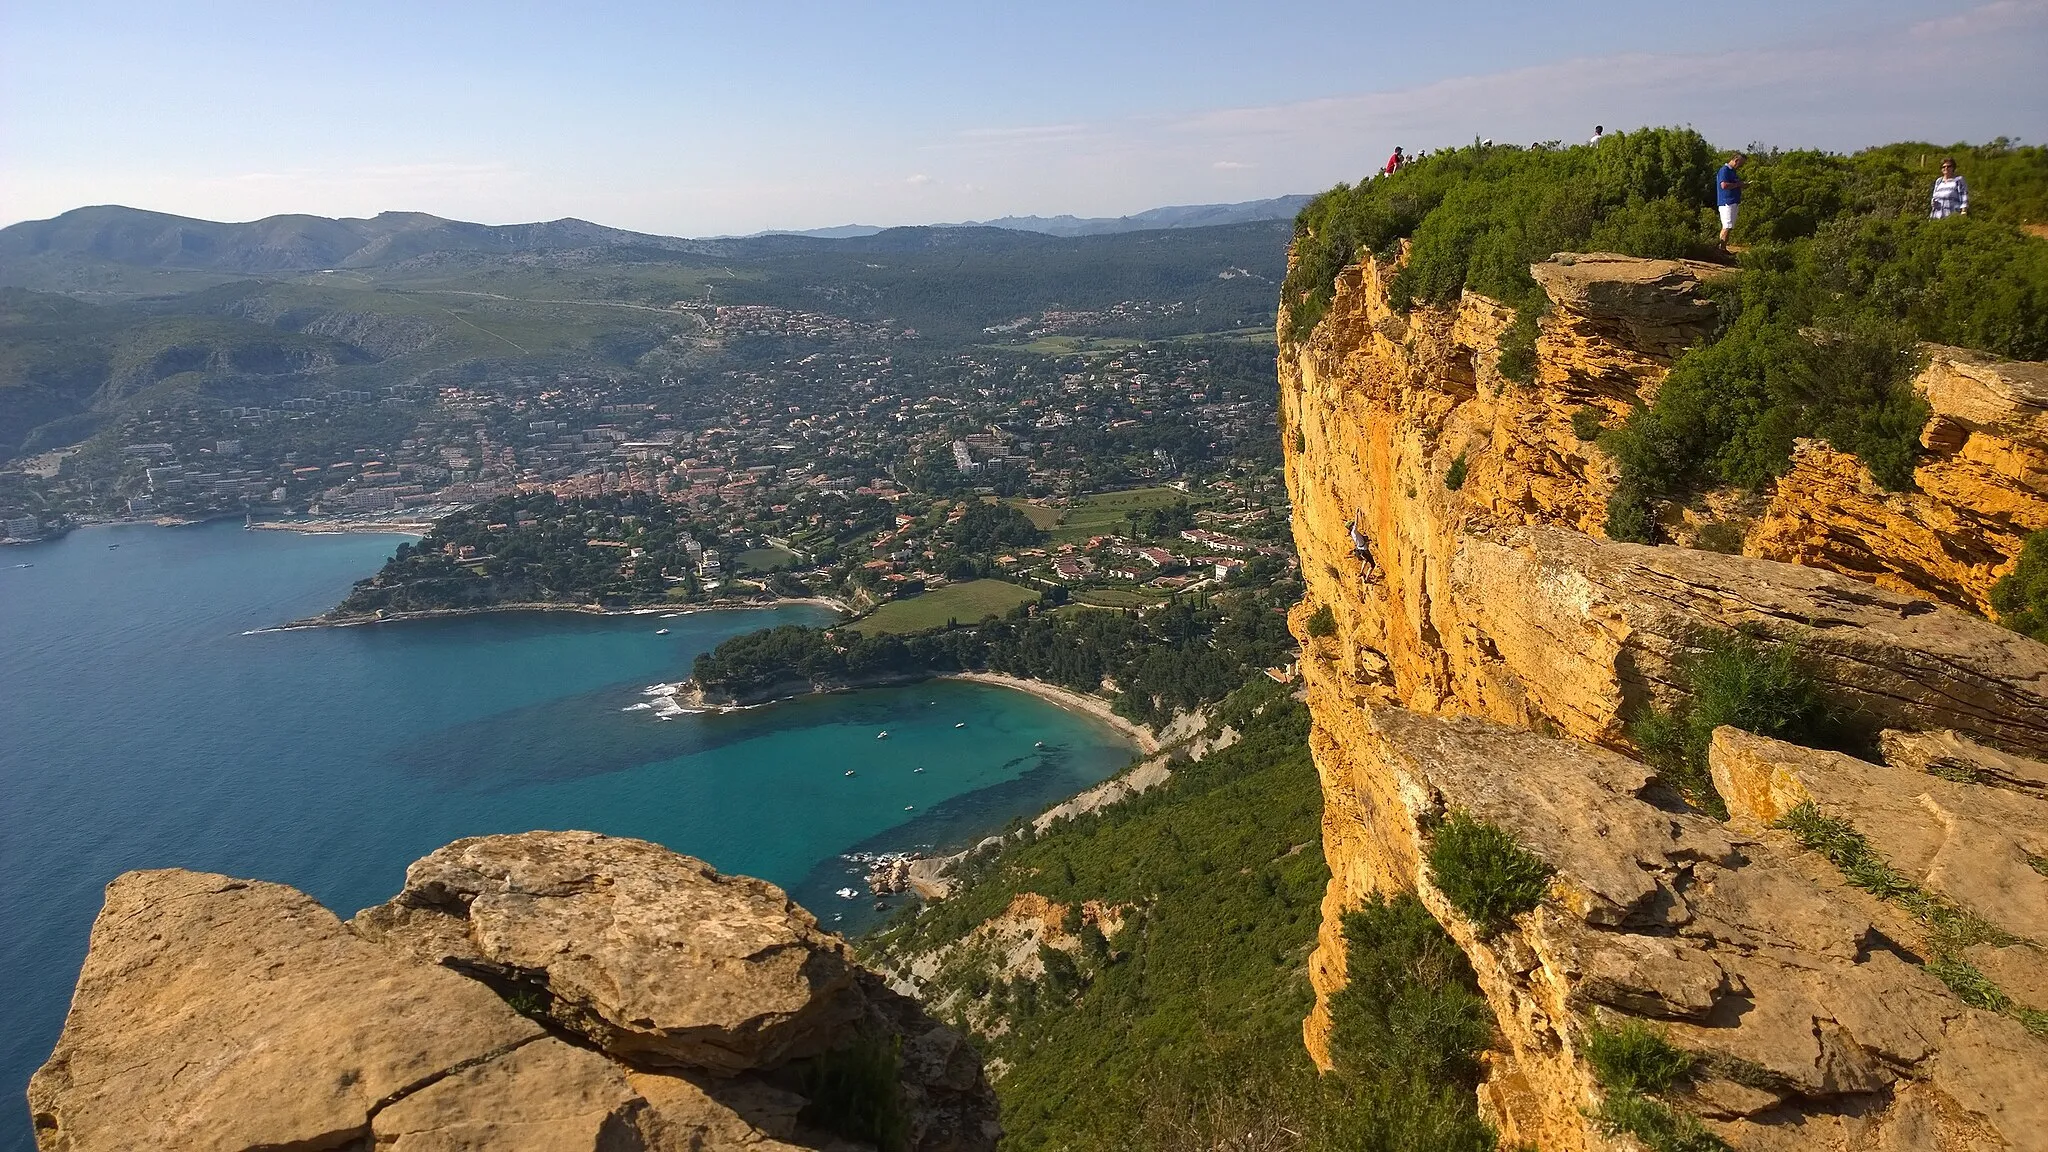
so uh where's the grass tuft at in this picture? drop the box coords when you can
[1584,1018,1696,1096]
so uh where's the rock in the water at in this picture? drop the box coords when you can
[26,869,546,1152]
[352,830,864,1074]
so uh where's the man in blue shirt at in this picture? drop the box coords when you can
[1716,153,1746,249]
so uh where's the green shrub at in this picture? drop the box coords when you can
[1426,811,1554,934]
[1444,452,1469,491]
[1496,305,1540,385]
[1627,630,1830,815]
[1571,406,1605,441]
[1584,1018,1695,1096]
[1307,604,1338,637]
[1691,521,1745,554]
[1991,530,2048,642]
[797,1036,909,1152]
[1284,129,1717,340]
[1593,1092,1730,1152]
[1328,893,1496,1086]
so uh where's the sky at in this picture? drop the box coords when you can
[2,0,2044,236]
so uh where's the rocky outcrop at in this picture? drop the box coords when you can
[1749,348,2048,613]
[30,833,997,1152]
[1301,705,2048,1151]
[1284,246,2048,1149]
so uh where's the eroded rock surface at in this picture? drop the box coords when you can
[1285,248,2048,1151]
[32,835,998,1152]
[353,830,862,1074]
[1304,705,2048,1151]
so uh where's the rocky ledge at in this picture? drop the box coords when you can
[28,831,997,1152]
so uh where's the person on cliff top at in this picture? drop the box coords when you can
[1715,153,1746,249]
[1930,157,1970,219]
[1591,125,1605,144]
[1384,146,1404,176]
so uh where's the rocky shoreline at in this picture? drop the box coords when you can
[267,595,850,633]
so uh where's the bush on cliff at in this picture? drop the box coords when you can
[1425,811,1554,935]
[1283,129,1718,341]
[1991,530,2048,643]
[1599,147,2048,538]
[1628,630,1835,815]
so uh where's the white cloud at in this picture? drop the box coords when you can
[904,173,934,185]
[1213,160,1252,170]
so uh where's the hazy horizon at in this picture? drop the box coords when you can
[4,0,2045,236]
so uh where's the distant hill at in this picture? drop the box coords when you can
[0,207,712,277]
[751,195,1313,240]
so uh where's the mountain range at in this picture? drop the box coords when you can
[758,195,1314,239]
[0,196,1312,281]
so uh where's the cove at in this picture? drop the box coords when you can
[0,520,1137,1147]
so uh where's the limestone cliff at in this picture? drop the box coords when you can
[29,832,998,1152]
[1283,250,2048,1149]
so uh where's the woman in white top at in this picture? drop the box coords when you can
[1930,158,1970,219]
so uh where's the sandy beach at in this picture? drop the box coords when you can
[942,670,1159,754]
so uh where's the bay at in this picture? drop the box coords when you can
[0,521,1137,1146]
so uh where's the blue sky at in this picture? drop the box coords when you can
[3,0,2043,235]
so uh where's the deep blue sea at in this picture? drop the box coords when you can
[0,521,1136,1145]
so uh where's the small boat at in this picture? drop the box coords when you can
[913,767,925,773]
[12,563,30,568]
[835,887,860,900]
[654,628,670,635]
[953,722,966,729]
[107,544,119,550]
[845,769,856,777]
[903,805,915,811]
[1034,741,1045,748]
[876,731,889,739]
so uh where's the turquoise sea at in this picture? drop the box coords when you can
[0,521,1137,1146]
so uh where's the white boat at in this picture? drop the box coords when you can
[953,722,966,729]
[1034,741,1045,748]
[654,628,670,635]
[903,805,915,811]
[877,731,889,739]
[835,887,860,900]
[913,767,925,773]
[845,769,856,777]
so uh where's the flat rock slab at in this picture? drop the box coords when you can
[27,869,545,1152]
[353,830,862,1074]
[1712,726,2048,946]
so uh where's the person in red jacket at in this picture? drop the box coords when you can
[1383,146,1405,176]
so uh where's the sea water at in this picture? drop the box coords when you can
[0,521,1136,1145]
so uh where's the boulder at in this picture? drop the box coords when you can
[352,830,864,1074]
[32,837,999,1152]
[26,869,546,1152]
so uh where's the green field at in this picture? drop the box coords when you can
[848,579,1040,635]
[987,335,1144,356]
[1070,587,1165,609]
[1006,500,1063,530]
[1045,486,1193,542]
[734,545,800,573]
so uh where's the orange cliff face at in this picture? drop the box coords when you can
[1281,248,2048,1150]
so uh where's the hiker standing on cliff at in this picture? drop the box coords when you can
[1930,157,1970,218]
[1591,125,1605,144]
[1716,153,1746,248]
[1384,146,1404,176]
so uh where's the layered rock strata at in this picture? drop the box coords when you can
[30,832,997,1152]
[1284,248,2048,1149]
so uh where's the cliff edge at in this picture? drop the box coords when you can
[29,831,998,1152]
[1282,249,2048,1150]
